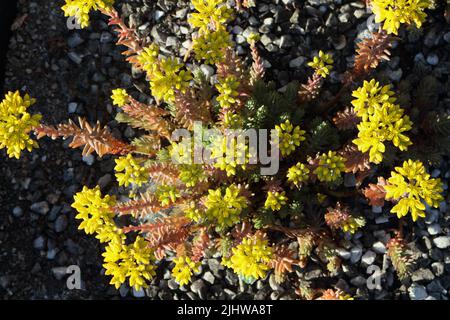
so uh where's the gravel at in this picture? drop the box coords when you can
[1,0,450,301]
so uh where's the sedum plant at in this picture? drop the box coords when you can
[2,0,446,295]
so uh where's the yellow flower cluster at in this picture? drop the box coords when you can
[136,44,160,74]
[216,75,240,110]
[341,217,366,234]
[274,120,306,157]
[72,186,125,244]
[224,234,273,282]
[0,91,41,159]
[171,256,201,286]
[221,111,243,129]
[111,88,129,107]
[62,0,115,28]
[179,164,207,187]
[73,187,155,290]
[184,201,203,222]
[352,80,412,164]
[193,28,232,65]
[314,151,346,183]
[264,191,288,211]
[210,134,250,176]
[114,154,147,187]
[384,160,443,221]
[150,57,192,103]
[352,80,396,121]
[307,50,334,78]
[287,162,310,187]
[137,45,192,103]
[371,0,431,35]
[102,236,156,291]
[188,0,233,32]
[204,184,248,228]
[72,186,116,235]
[156,184,181,206]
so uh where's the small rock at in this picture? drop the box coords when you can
[375,215,389,224]
[426,53,439,66]
[82,154,95,166]
[372,206,383,214]
[68,52,82,64]
[361,250,376,266]
[431,262,444,277]
[408,284,427,300]
[289,56,306,68]
[168,279,179,290]
[154,10,165,21]
[350,246,363,263]
[51,267,67,281]
[411,268,435,282]
[207,259,223,277]
[269,274,283,291]
[67,33,84,48]
[68,102,78,114]
[33,236,46,250]
[433,236,450,249]
[12,206,23,218]
[372,241,386,254]
[202,271,215,285]
[389,69,403,82]
[119,285,129,297]
[30,201,49,215]
[350,275,366,287]
[200,64,214,79]
[427,224,441,236]
[100,32,113,43]
[443,32,450,43]
[54,215,68,233]
[132,288,145,298]
[336,248,351,260]
[354,9,366,19]
[190,279,207,300]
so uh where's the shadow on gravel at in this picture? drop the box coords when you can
[0,1,18,91]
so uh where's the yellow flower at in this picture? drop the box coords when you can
[264,191,288,211]
[136,44,160,74]
[114,154,147,187]
[171,256,200,286]
[72,186,116,235]
[314,151,346,183]
[216,75,240,110]
[179,164,207,187]
[62,0,115,28]
[384,160,443,221]
[307,51,334,78]
[149,57,192,103]
[95,223,126,244]
[204,184,248,228]
[0,91,41,159]
[156,184,181,206]
[111,89,129,107]
[188,0,233,33]
[274,120,306,157]
[102,236,156,291]
[353,102,412,164]
[193,28,232,64]
[287,162,310,187]
[371,0,431,35]
[183,201,204,222]
[351,80,396,121]
[226,233,273,282]
[210,133,251,176]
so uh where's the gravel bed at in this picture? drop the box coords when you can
[0,0,449,300]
